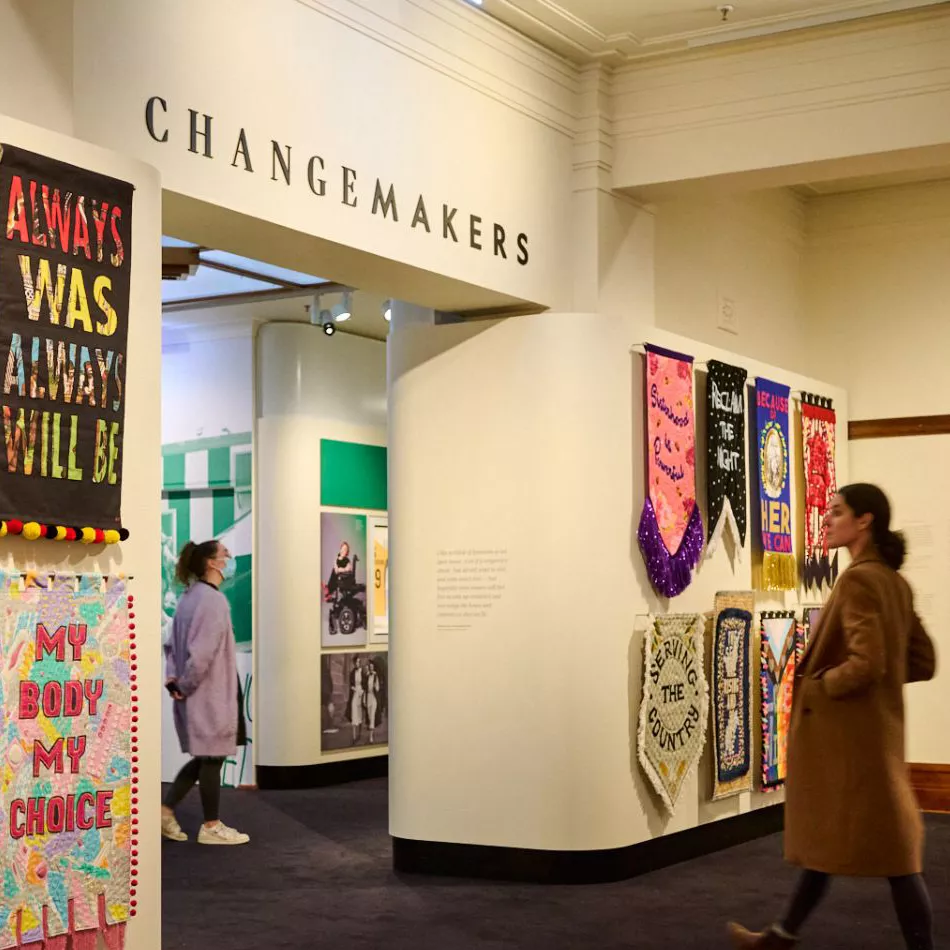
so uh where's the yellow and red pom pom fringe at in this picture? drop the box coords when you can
[0,519,129,543]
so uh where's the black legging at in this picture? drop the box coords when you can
[164,756,224,822]
[783,869,933,950]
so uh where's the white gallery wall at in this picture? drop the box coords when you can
[0,114,162,950]
[70,0,575,312]
[0,0,74,135]
[655,191,812,374]
[256,324,387,768]
[804,180,950,763]
[389,307,848,851]
[162,333,254,444]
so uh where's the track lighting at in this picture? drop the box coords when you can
[331,290,352,323]
[382,300,392,322]
[308,296,337,336]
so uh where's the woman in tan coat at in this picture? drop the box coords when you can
[730,483,937,950]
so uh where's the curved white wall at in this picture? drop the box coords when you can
[256,323,386,767]
[388,310,848,852]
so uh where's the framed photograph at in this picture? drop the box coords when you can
[370,519,389,642]
[321,512,368,648]
[321,651,389,752]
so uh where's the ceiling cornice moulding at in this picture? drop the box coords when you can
[488,0,950,64]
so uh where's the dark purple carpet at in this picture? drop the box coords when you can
[161,778,949,950]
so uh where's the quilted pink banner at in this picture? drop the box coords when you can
[0,576,131,950]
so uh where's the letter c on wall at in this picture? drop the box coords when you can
[146,97,169,143]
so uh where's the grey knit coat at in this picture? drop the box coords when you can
[164,581,238,758]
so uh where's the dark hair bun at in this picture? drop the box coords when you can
[877,529,906,572]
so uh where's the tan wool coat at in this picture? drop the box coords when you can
[784,549,937,878]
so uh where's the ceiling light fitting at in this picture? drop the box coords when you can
[717,4,734,22]
[309,294,337,336]
[331,290,352,323]
[382,300,392,323]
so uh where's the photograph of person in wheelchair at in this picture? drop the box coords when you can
[321,513,368,646]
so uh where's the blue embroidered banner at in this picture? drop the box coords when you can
[755,378,796,590]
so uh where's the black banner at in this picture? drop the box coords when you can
[706,359,748,554]
[0,145,132,529]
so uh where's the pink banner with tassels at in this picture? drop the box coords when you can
[638,345,704,597]
[0,576,132,950]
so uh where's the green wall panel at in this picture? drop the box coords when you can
[320,439,388,510]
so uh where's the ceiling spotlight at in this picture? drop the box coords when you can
[331,290,352,323]
[323,320,336,337]
[464,0,484,6]
[382,300,392,322]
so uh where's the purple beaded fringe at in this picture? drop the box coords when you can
[638,499,705,598]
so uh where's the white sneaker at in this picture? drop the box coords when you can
[161,810,188,842]
[197,821,250,846]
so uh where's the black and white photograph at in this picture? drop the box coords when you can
[321,651,389,752]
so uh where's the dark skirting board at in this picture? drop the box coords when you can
[257,755,389,790]
[393,804,784,885]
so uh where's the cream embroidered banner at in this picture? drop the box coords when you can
[637,613,708,813]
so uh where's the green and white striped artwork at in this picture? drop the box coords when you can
[161,432,253,787]
[161,432,252,646]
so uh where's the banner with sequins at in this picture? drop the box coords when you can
[705,361,748,561]
[755,379,796,591]
[0,575,133,950]
[802,395,839,591]
[637,613,708,813]
[711,591,754,800]
[637,346,704,598]
[760,610,797,793]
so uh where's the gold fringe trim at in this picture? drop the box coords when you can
[762,552,798,591]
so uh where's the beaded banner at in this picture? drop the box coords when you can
[755,379,796,591]
[797,605,822,664]
[637,346,704,598]
[0,575,133,950]
[760,610,797,793]
[637,613,708,813]
[711,591,754,800]
[705,361,748,561]
[802,395,839,591]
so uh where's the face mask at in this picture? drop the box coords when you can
[218,557,237,581]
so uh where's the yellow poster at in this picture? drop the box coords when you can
[373,524,389,635]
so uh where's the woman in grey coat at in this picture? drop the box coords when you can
[161,539,249,846]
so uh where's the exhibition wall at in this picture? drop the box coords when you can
[0,113,162,950]
[804,180,950,763]
[256,324,388,770]
[389,310,848,851]
[70,0,575,311]
[654,191,811,373]
[0,0,74,136]
[161,333,255,786]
